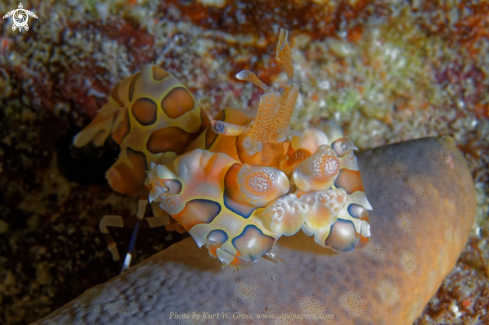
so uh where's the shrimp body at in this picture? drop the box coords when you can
[75,29,372,268]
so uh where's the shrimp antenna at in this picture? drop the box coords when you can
[121,197,148,273]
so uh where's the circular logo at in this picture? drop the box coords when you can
[3,3,38,32]
[13,9,28,28]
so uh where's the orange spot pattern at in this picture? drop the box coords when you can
[335,169,365,194]
[161,87,195,119]
[147,126,192,155]
[132,98,157,125]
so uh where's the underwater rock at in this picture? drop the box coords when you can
[34,137,476,325]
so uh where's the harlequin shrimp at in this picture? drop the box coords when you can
[73,28,372,271]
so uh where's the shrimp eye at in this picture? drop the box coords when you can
[212,121,225,133]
